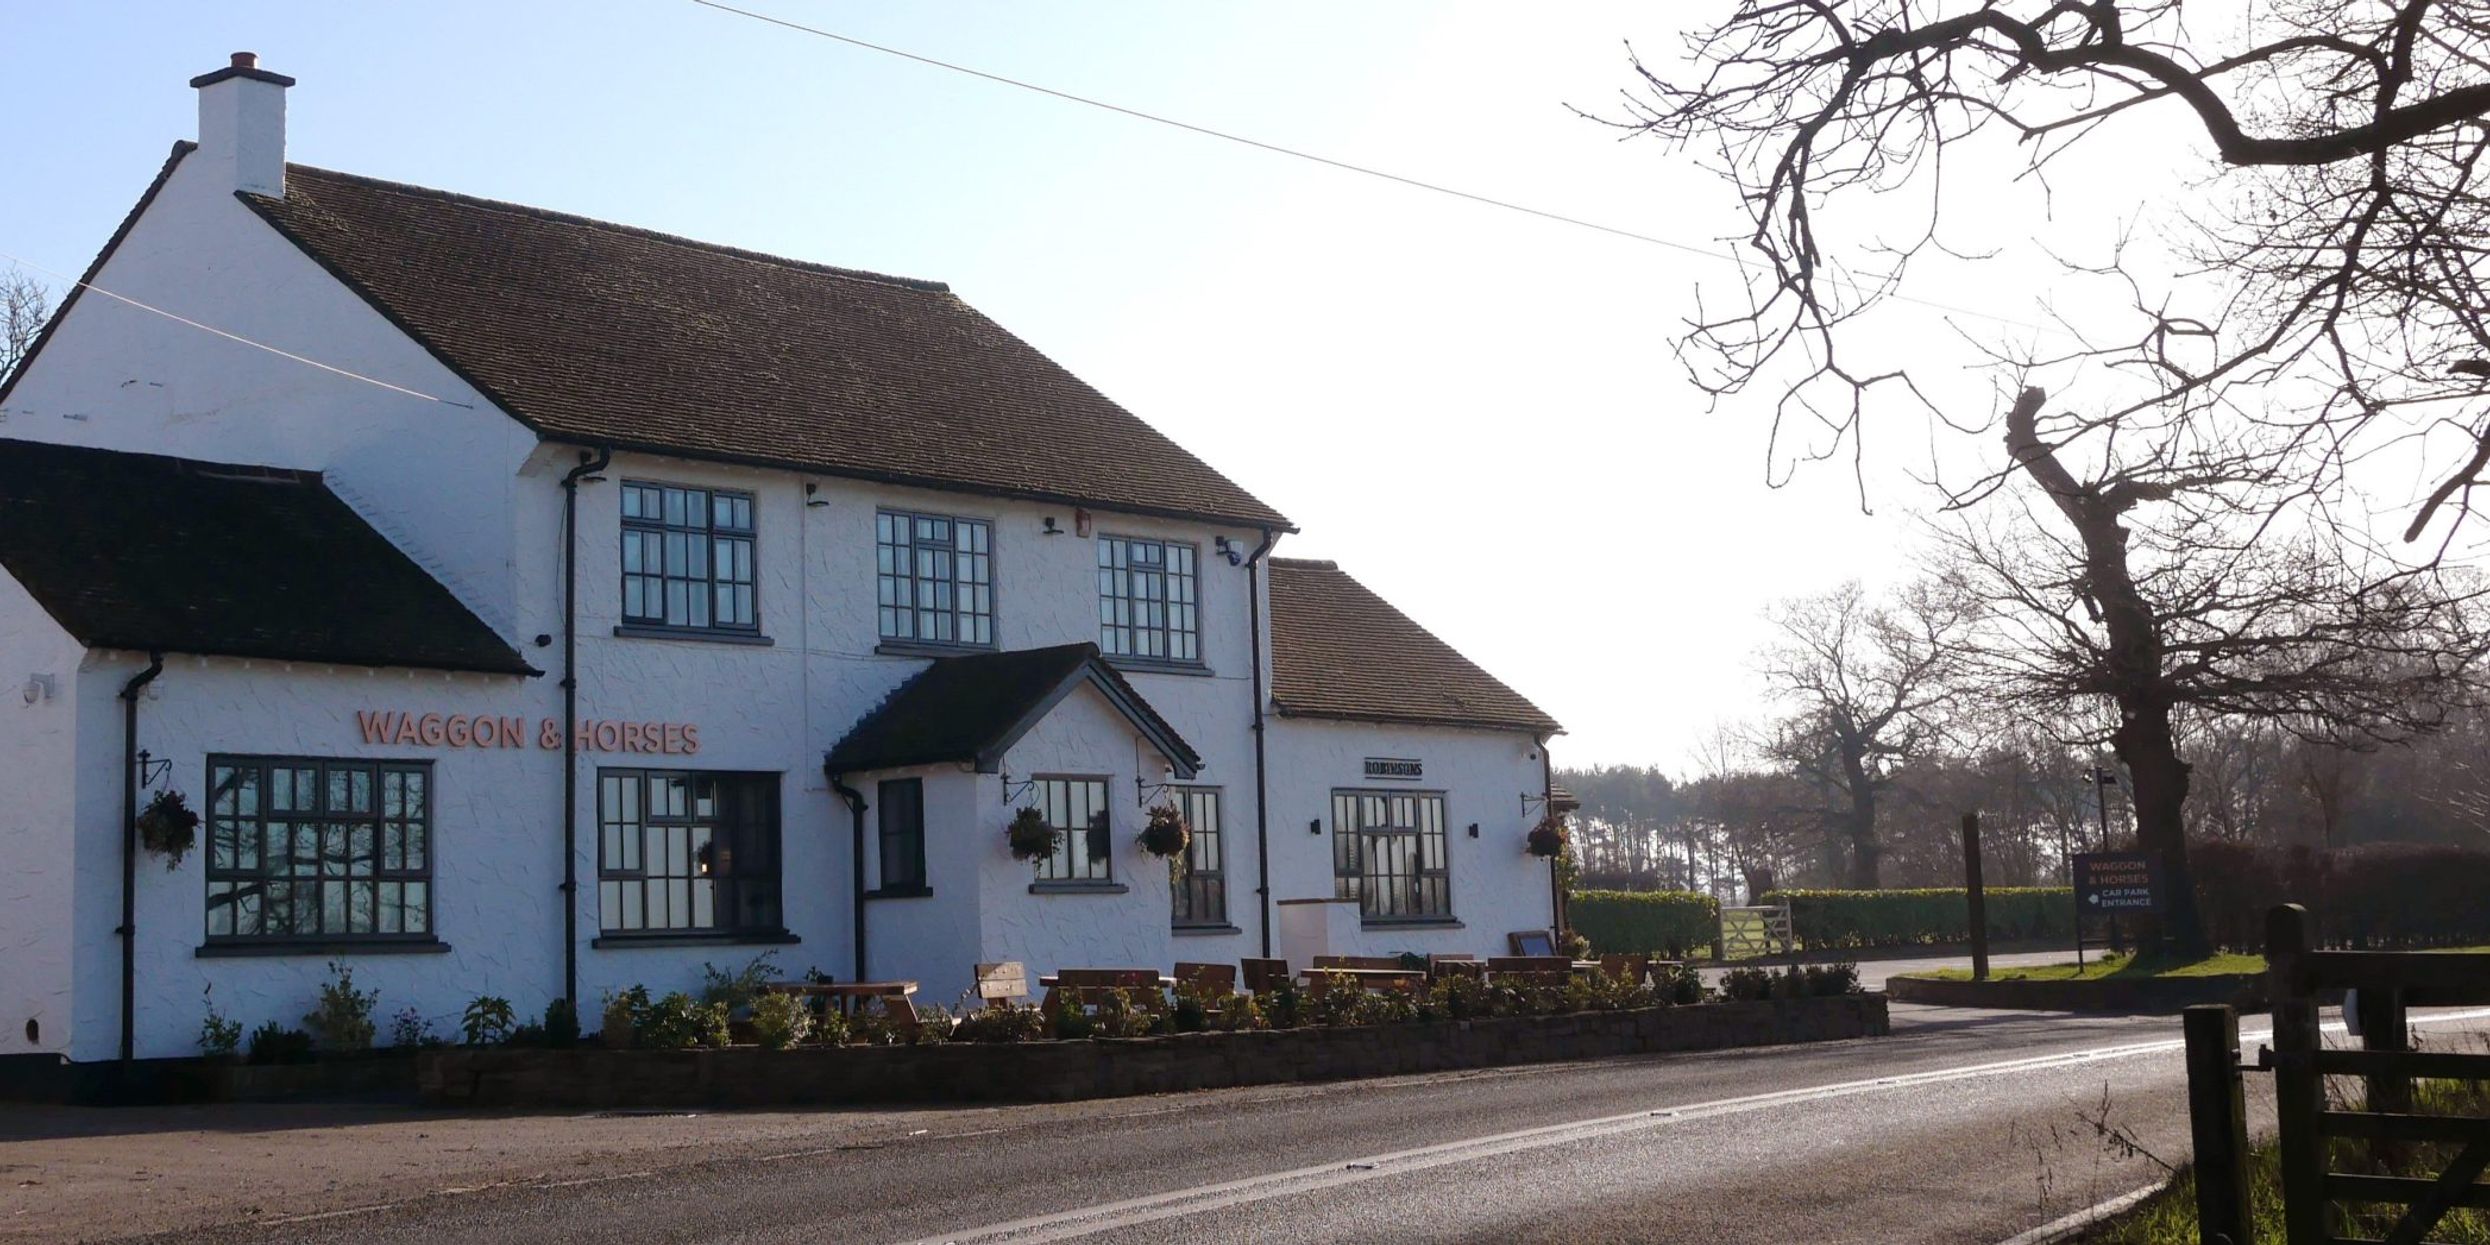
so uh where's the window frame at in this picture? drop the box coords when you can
[875,509,997,652]
[595,769,787,941]
[202,754,439,949]
[1097,534,1203,667]
[1167,786,1229,930]
[1330,788,1455,925]
[1029,775,1116,888]
[619,480,761,637]
[874,777,929,897]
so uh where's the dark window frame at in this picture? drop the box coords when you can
[1168,786,1227,929]
[875,777,928,896]
[875,509,996,650]
[1330,789,1453,923]
[621,481,760,636]
[596,769,785,937]
[203,754,438,948]
[1097,535,1201,665]
[1031,775,1114,885]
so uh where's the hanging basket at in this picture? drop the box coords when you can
[1139,804,1191,859]
[138,789,200,869]
[1006,806,1059,862]
[1525,812,1568,859]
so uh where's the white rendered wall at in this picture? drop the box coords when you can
[1263,717,1559,963]
[0,572,89,1056]
[0,148,540,634]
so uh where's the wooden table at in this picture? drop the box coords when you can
[760,981,920,1032]
[1301,966,1427,994]
[1037,974,1177,989]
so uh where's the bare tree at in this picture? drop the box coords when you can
[1,269,48,383]
[1756,578,1974,887]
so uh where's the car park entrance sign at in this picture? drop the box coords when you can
[2074,852,2162,914]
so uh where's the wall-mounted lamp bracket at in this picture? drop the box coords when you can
[135,749,172,790]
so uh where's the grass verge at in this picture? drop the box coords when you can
[1921,951,2266,983]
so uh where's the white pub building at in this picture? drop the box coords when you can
[0,58,1564,1066]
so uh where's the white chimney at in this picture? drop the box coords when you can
[191,52,293,199]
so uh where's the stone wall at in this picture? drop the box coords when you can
[419,994,1888,1110]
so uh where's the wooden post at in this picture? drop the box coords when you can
[2268,904,2326,1245]
[2184,1004,2255,1245]
[1962,812,1989,982]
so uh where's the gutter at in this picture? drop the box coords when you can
[1242,528,1281,957]
[558,447,611,1014]
[827,773,868,981]
[118,651,165,1065]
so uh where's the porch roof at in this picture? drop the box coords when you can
[824,642,1201,778]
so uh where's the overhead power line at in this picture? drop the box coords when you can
[0,248,461,406]
[686,0,2069,338]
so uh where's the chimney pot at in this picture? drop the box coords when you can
[232,52,257,70]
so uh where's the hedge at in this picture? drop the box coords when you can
[1568,890,1719,957]
[1759,888,2076,950]
[2190,841,2490,951]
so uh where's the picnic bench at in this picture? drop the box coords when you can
[1486,956,1574,988]
[1302,966,1427,995]
[1040,968,1174,1014]
[759,980,921,1036]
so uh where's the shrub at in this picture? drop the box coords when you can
[198,987,241,1057]
[1259,979,1305,1029]
[749,991,813,1050]
[809,1004,851,1047]
[952,1002,1048,1043]
[910,1003,957,1045]
[637,992,729,1050]
[698,952,781,1018]
[542,997,580,1049]
[848,1009,906,1046]
[1429,974,1494,1020]
[1214,993,1265,1031]
[246,1021,314,1065]
[303,962,379,1051]
[600,986,650,1049]
[1761,887,2076,949]
[1170,993,1210,1033]
[461,996,517,1047]
[1803,962,1863,997]
[1716,967,1775,1003]
[387,1007,433,1049]
[1048,995,1095,1040]
[1568,890,1720,959]
[1652,961,1707,1006]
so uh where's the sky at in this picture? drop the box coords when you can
[0,2,2201,769]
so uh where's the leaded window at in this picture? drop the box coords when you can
[597,770,782,935]
[1169,787,1226,928]
[1098,536,1199,663]
[1031,776,1112,884]
[876,511,994,647]
[621,482,758,632]
[205,757,433,944]
[1331,790,1451,921]
[877,777,926,894]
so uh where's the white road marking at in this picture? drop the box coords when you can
[904,1008,2490,1245]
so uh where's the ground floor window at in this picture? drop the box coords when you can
[597,770,782,935]
[877,777,926,894]
[205,756,434,943]
[1331,790,1451,921]
[1169,787,1226,927]
[1031,776,1112,884]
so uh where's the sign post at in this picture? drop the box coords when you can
[1961,812,1989,983]
[2072,851,2163,967]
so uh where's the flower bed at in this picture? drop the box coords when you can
[417,993,1889,1110]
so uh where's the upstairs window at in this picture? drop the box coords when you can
[877,511,994,648]
[1098,536,1199,664]
[622,483,757,633]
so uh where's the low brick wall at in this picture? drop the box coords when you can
[1886,972,2266,1014]
[419,994,1889,1110]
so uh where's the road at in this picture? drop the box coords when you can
[15,967,2473,1244]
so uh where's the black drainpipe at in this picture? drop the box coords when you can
[1540,734,1562,933]
[118,651,164,1065]
[828,773,868,981]
[1243,528,1280,958]
[559,447,611,1013]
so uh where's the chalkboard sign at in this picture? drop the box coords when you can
[2074,852,2162,914]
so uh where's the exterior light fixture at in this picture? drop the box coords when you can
[1042,516,1063,536]
[1309,818,1322,836]
[805,483,828,508]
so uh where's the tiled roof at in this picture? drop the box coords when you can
[1266,558,1559,735]
[239,163,1292,531]
[825,642,1200,777]
[0,440,535,676]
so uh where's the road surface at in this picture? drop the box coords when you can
[14,970,2471,1244]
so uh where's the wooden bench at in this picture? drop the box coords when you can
[1303,966,1427,995]
[1240,957,1291,995]
[974,961,1030,1009]
[1040,968,1171,1015]
[1173,962,1236,997]
[760,980,921,1036]
[1429,955,1485,981]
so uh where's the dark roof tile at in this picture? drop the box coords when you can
[0,439,534,676]
[1267,558,1558,735]
[240,165,1292,532]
